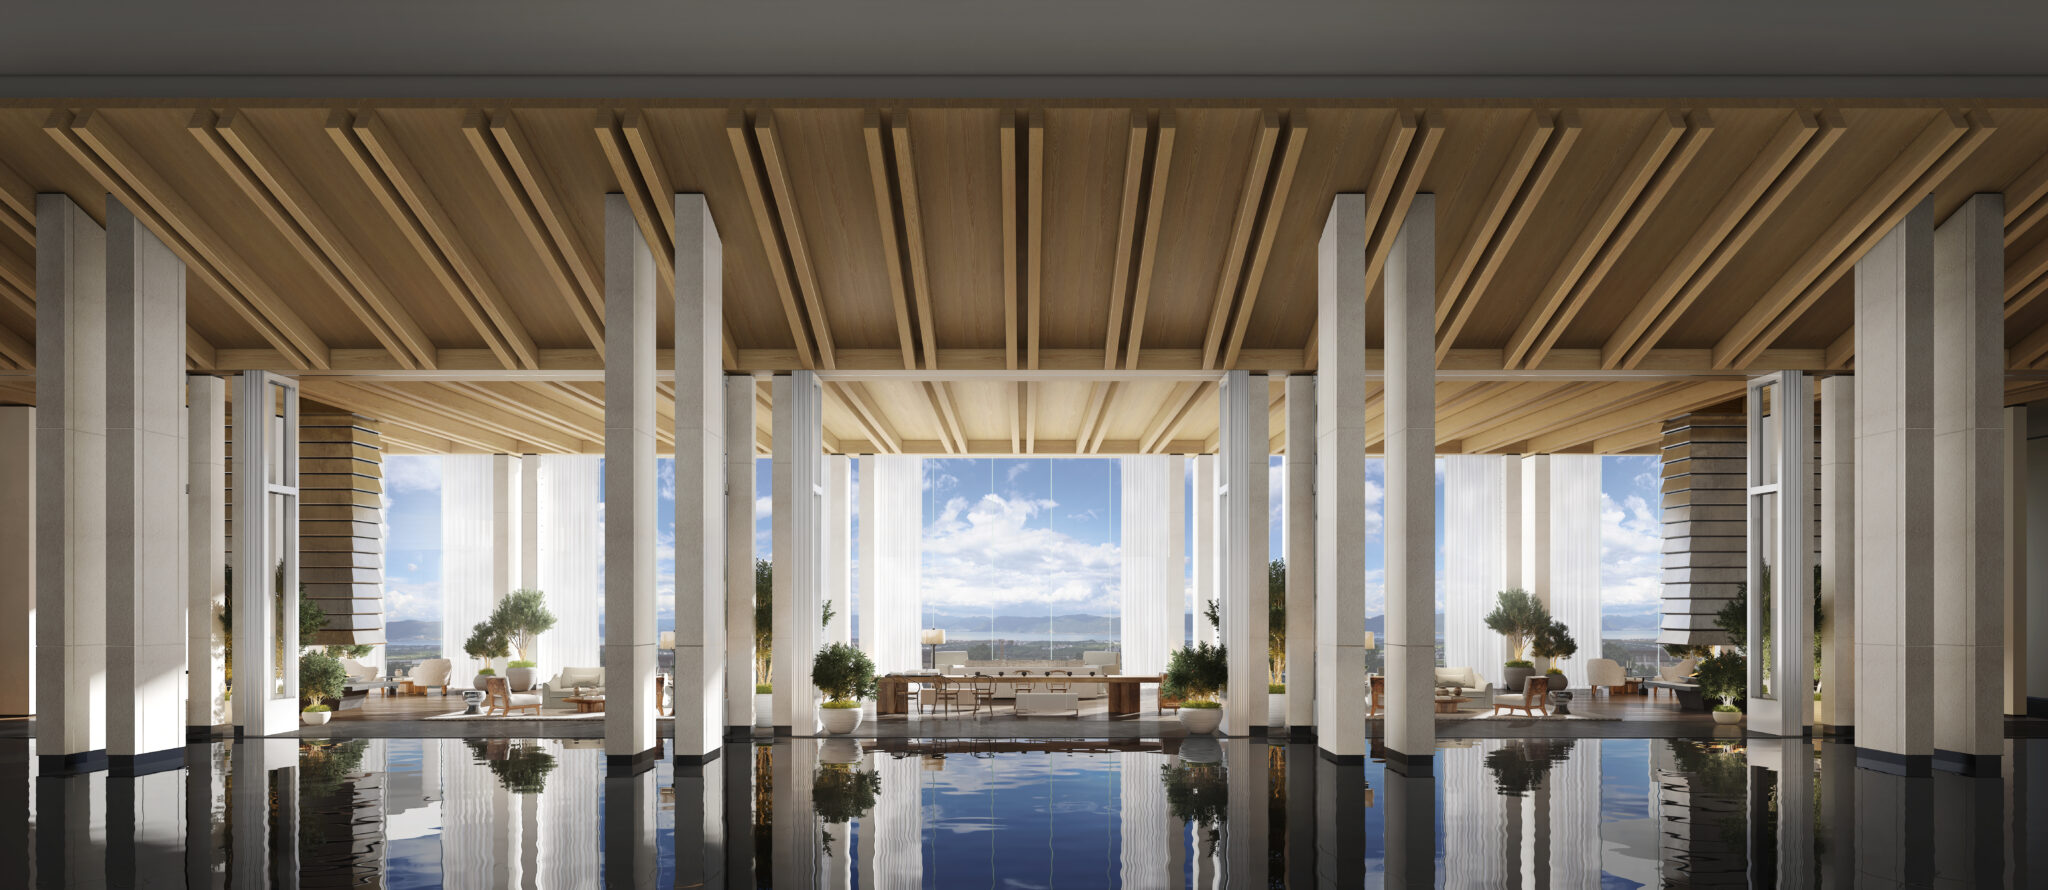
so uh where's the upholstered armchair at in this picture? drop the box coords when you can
[406,658,453,695]
[1585,658,1627,696]
[542,666,606,707]
[1432,666,1486,694]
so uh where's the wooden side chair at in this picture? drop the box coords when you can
[1368,675,1384,717]
[969,676,1000,715]
[1045,670,1073,694]
[1492,675,1551,717]
[484,677,543,717]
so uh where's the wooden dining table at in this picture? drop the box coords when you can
[876,674,1164,716]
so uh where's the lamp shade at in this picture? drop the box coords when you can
[920,628,946,646]
[659,631,676,650]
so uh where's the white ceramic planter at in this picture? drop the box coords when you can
[473,674,496,693]
[302,710,331,726]
[820,737,864,764]
[507,666,539,692]
[1267,693,1287,726]
[1178,706,1223,735]
[754,694,774,727]
[820,706,864,735]
[1711,709,1743,725]
[1178,736,1224,764]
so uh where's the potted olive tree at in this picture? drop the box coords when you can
[1695,650,1747,725]
[1161,761,1227,857]
[1531,619,1577,701]
[300,651,348,726]
[1483,589,1550,694]
[464,621,511,694]
[487,589,558,691]
[754,559,774,727]
[813,642,878,734]
[1163,641,1228,735]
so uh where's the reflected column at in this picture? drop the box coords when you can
[1932,759,2005,887]
[724,742,756,888]
[34,770,105,888]
[1855,763,1934,887]
[1751,739,1814,890]
[771,739,819,889]
[230,739,297,890]
[1382,758,1436,889]
[675,752,726,890]
[1819,740,1858,887]
[1223,739,1268,887]
[108,767,184,889]
[1284,743,1317,887]
[1314,752,1364,888]
[603,765,657,890]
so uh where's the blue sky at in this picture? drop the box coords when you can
[381,452,1668,633]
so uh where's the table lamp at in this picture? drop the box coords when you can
[1363,631,1376,650]
[920,628,945,669]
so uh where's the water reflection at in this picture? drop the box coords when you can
[5,735,2044,886]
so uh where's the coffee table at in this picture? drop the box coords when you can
[1434,696,1471,714]
[565,696,606,714]
[1622,677,1644,695]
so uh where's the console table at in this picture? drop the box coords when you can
[876,674,1162,716]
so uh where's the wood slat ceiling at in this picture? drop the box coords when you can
[3,100,2048,454]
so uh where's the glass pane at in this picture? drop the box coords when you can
[1755,382,1779,487]
[1755,492,1776,700]
[271,491,289,699]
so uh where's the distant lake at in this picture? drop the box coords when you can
[945,632,1107,642]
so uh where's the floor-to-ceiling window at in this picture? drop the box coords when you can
[381,455,445,677]
[1599,456,1666,676]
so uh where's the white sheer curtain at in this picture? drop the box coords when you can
[1550,738,1601,887]
[1550,455,1602,689]
[1120,456,1185,675]
[860,456,922,673]
[535,455,601,671]
[441,455,495,675]
[1443,455,1506,675]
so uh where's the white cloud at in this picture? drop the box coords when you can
[920,493,1121,613]
[382,580,442,622]
[1599,491,1664,605]
[754,497,772,521]
[658,460,676,500]
[383,455,442,494]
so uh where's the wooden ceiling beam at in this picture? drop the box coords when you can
[594,110,680,302]
[1104,109,1149,371]
[330,109,536,370]
[1200,111,1280,370]
[444,380,611,447]
[196,109,434,370]
[725,109,820,370]
[862,109,920,371]
[469,109,605,352]
[888,109,941,372]
[1305,108,1445,364]
[56,109,330,370]
[1436,109,1577,358]
[1527,381,1747,453]
[299,381,520,453]
[1220,110,1306,370]
[752,112,838,370]
[1000,112,1020,372]
[1027,109,1045,370]
[1506,109,1706,369]
[0,157,33,244]
[2002,148,2048,248]
[1074,382,1112,454]
[1603,109,1842,370]
[922,381,970,454]
[828,381,902,454]
[0,321,31,368]
[0,248,32,308]
[1124,111,1179,371]
[1715,109,1987,369]
[1592,422,1667,454]
[1459,382,1678,454]
[619,111,679,249]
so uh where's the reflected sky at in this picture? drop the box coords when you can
[5,735,2041,887]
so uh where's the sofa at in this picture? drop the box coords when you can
[1433,666,1487,694]
[542,667,606,707]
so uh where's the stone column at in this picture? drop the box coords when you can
[675,758,726,890]
[673,192,726,763]
[105,198,187,775]
[725,377,758,737]
[0,406,31,718]
[1193,454,1217,646]
[1217,369,1269,734]
[36,193,107,774]
[1819,376,1856,734]
[519,454,540,589]
[602,767,659,889]
[1854,197,1936,775]
[1382,756,1437,886]
[1284,376,1316,736]
[1933,192,2004,774]
[823,454,852,647]
[1383,194,1436,773]
[1223,738,1269,887]
[1315,193,1368,760]
[2006,405,2028,716]
[602,192,659,773]
[772,370,824,735]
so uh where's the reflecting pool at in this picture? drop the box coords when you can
[5,735,2042,886]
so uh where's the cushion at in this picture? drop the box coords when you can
[504,693,542,707]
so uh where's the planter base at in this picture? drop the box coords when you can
[1178,707,1223,735]
[820,707,864,735]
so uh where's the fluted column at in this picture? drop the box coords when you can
[1284,377,1315,734]
[1193,454,1217,646]
[773,371,825,735]
[35,193,107,773]
[1819,376,1856,733]
[822,454,852,647]
[725,377,758,736]
[1217,370,1269,734]
[1383,193,1436,773]
[603,192,659,772]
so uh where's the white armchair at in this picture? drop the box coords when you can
[406,658,453,696]
[542,667,606,707]
[1586,658,1626,696]
[1658,657,1699,683]
[1433,666,1486,694]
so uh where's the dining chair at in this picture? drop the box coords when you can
[1045,670,1072,694]
[969,676,999,715]
[1368,675,1384,717]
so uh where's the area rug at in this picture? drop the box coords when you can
[423,710,604,722]
[1365,711,1619,722]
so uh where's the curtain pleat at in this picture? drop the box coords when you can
[862,456,923,673]
[1121,456,1185,675]
[1551,455,1602,689]
[441,455,495,675]
[536,455,601,670]
[1443,456,1506,675]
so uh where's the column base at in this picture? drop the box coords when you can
[1288,725,1318,743]
[1932,749,2001,777]
[1382,747,1434,778]
[1815,722,1854,739]
[38,749,107,776]
[606,745,663,777]
[2028,696,2048,719]
[724,725,753,741]
[108,749,183,778]
[674,747,723,772]
[1855,747,1931,777]
[1236,725,1268,738]
[1316,746,1364,766]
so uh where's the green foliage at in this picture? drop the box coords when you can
[1663,642,1713,660]
[299,739,369,800]
[1714,703,1741,713]
[1268,683,1286,694]
[1717,581,1749,653]
[755,559,774,684]
[298,650,349,709]
[1694,650,1747,706]
[1504,659,1534,669]
[464,619,511,663]
[508,660,538,669]
[1180,700,1221,709]
[1482,589,1550,661]
[811,642,878,704]
[1162,641,1229,703]
[1268,558,1287,684]
[299,595,328,642]
[464,739,558,794]
[1160,762,1228,826]
[1203,598,1221,632]
[820,700,860,709]
[821,599,836,630]
[302,704,330,713]
[487,589,558,663]
[1483,738,1576,797]
[756,683,773,694]
[812,765,881,824]
[476,667,497,676]
[1531,619,1577,664]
